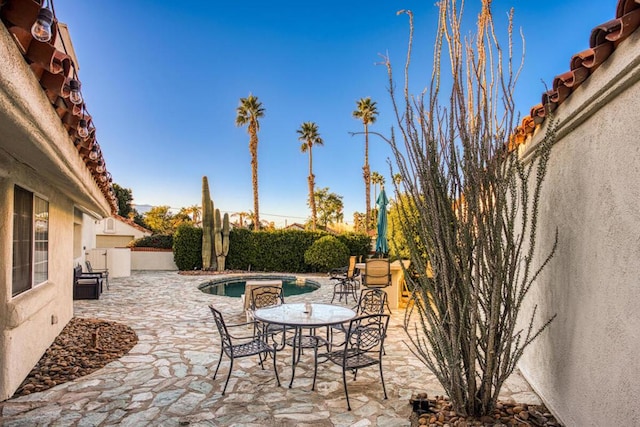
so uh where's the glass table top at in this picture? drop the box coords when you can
[253,303,356,327]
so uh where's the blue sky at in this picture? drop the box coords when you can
[53,0,614,227]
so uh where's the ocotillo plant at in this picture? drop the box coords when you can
[385,3,557,417]
[201,176,213,270]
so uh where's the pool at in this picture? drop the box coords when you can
[199,275,320,298]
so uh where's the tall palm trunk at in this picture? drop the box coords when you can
[249,122,260,228]
[363,122,371,232]
[308,148,316,230]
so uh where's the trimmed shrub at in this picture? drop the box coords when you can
[336,232,371,260]
[173,224,202,270]
[128,234,173,249]
[304,235,350,272]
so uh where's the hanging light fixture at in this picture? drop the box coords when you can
[89,144,100,160]
[77,118,89,138]
[69,79,83,104]
[31,2,54,43]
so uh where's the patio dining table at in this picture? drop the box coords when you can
[253,303,356,388]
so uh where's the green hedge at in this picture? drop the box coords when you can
[174,228,370,273]
[173,224,202,270]
[128,234,173,249]
[228,229,369,273]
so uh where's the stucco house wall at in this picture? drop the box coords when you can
[516,29,640,426]
[0,16,112,400]
[94,215,151,249]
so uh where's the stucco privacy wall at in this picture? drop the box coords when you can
[0,164,77,400]
[515,30,640,426]
[0,23,111,399]
[131,249,178,271]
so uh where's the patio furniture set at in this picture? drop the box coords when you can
[208,260,394,410]
[72,261,109,300]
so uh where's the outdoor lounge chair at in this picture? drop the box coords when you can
[73,264,103,300]
[316,313,390,410]
[208,305,280,395]
[86,260,109,290]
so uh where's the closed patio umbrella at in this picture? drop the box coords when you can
[375,187,389,256]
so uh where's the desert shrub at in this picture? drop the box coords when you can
[128,234,173,249]
[173,224,202,270]
[304,235,350,272]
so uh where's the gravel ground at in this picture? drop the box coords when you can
[12,317,137,398]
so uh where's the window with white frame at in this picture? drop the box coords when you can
[12,185,49,296]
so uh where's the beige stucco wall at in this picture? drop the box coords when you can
[516,30,640,426]
[131,250,178,271]
[94,217,150,249]
[0,23,111,400]
[0,168,75,400]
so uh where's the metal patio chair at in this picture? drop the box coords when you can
[330,288,388,349]
[208,305,280,395]
[362,258,391,312]
[330,256,360,304]
[316,313,390,410]
[249,285,288,349]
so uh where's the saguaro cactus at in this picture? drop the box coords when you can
[201,176,213,270]
[220,213,230,271]
[214,208,223,270]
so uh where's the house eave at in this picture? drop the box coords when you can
[0,23,110,217]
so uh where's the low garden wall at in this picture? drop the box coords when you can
[130,248,177,271]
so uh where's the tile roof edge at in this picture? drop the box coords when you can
[509,0,640,153]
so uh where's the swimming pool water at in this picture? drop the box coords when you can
[199,277,319,298]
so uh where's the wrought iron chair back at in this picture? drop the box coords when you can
[318,313,390,410]
[250,285,285,310]
[356,288,387,316]
[208,305,280,395]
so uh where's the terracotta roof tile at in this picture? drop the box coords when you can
[510,0,640,150]
[0,0,116,213]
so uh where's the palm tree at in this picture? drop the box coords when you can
[353,97,378,232]
[371,171,385,206]
[231,211,251,228]
[235,94,265,229]
[297,122,324,230]
[182,205,201,225]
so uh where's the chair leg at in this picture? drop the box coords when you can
[222,358,234,395]
[213,350,224,380]
[379,363,388,400]
[272,348,281,387]
[342,368,351,411]
[311,337,318,391]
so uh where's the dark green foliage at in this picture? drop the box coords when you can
[225,228,256,270]
[304,235,350,272]
[173,225,202,270]
[335,232,371,260]
[129,234,173,249]
[112,183,134,218]
[224,229,367,273]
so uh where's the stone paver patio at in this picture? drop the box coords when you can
[0,271,541,426]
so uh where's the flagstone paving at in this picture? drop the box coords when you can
[0,271,541,426]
